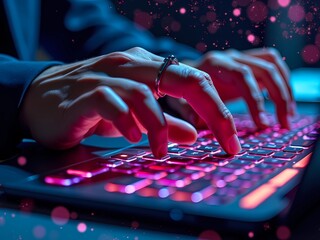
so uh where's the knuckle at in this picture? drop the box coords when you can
[130,83,153,99]
[266,47,281,60]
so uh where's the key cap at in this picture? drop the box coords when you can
[142,153,170,162]
[230,159,255,169]
[249,149,273,156]
[283,147,303,153]
[104,176,152,194]
[272,152,295,159]
[171,180,215,202]
[157,173,191,188]
[238,154,263,163]
[110,153,137,161]
[290,139,315,148]
[262,143,284,150]
[66,161,109,178]
[44,172,84,186]
[197,145,220,153]
[135,169,167,180]
[121,148,147,156]
[263,158,288,167]
[111,164,141,174]
[167,146,187,155]
[186,162,216,172]
[149,163,180,172]
[202,156,229,166]
[98,158,123,168]
[177,168,206,180]
[137,183,175,198]
[167,156,194,165]
[241,143,257,149]
[181,150,209,159]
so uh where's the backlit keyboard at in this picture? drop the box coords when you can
[44,114,319,207]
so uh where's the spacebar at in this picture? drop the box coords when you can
[240,169,299,209]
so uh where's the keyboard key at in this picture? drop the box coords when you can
[248,149,273,156]
[179,143,200,149]
[230,159,255,169]
[181,150,209,159]
[128,159,155,167]
[186,162,216,172]
[111,164,141,174]
[241,143,257,149]
[262,143,284,150]
[238,154,263,163]
[137,183,175,198]
[167,146,187,155]
[290,139,315,148]
[104,176,152,194]
[263,158,288,167]
[67,161,109,178]
[202,156,229,166]
[197,145,220,153]
[283,147,303,153]
[135,169,167,180]
[149,163,180,172]
[121,148,147,156]
[171,180,215,202]
[177,168,206,180]
[157,173,191,188]
[98,158,123,168]
[110,153,137,161]
[272,152,295,159]
[142,153,170,162]
[167,156,194,165]
[44,172,84,186]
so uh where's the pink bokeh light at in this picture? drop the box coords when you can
[33,225,46,239]
[17,156,27,166]
[233,8,241,17]
[270,16,277,22]
[247,34,255,43]
[301,45,320,64]
[278,0,291,8]
[247,1,268,23]
[51,206,70,226]
[276,225,291,240]
[77,222,87,233]
[179,7,186,14]
[288,5,305,22]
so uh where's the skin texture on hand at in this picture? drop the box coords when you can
[173,48,295,130]
[20,47,241,158]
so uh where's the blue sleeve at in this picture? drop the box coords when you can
[0,54,61,159]
[40,0,201,62]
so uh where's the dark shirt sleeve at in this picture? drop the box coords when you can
[0,54,61,159]
[40,0,201,62]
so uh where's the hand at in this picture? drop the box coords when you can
[170,48,295,129]
[20,47,241,158]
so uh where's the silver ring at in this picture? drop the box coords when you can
[155,55,179,98]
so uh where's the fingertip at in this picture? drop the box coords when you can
[225,134,242,155]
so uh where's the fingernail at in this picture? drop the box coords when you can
[227,134,241,155]
[259,112,270,127]
[129,128,141,142]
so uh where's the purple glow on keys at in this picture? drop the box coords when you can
[44,173,83,186]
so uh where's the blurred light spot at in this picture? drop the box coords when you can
[179,7,186,14]
[77,222,87,233]
[247,34,255,43]
[51,206,70,226]
[33,225,46,239]
[237,0,251,7]
[158,188,169,198]
[207,22,220,34]
[288,5,305,22]
[198,230,222,240]
[301,45,320,64]
[70,211,78,219]
[270,16,276,22]
[171,21,181,32]
[17,156,27,166]
[233,8,241,17]
[248,231,254,238]
[247,1,268,23]
[276,225,291,240]
[196,42,207,52]
[134,10,153,29]
[0,216,5,226]
[131,221,139,229]
[278,0,290,8]
[206,11,217,22]
[191,192,203,203]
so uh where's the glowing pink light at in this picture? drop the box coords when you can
[288,5,305,22]
[77,222,87,233]
[301,45,320,64]
[198,230,222,240]
[179,7,186,14]
[233,8,241,17]
[247,34,255,43]
[270,16,276,22]
[276,225,291,240]
[247,1,268,23]
[33,225,46,239]
[51,206,70,226]
[248,231,254,238]
[278,0,291,8]
[17,156,27,166]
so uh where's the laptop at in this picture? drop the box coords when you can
[0,69,319,236]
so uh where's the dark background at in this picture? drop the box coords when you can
[111,0,320,69]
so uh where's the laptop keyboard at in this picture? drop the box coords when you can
[44,114,319,208]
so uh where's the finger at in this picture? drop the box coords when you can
[164,66,241,155]
[65,85,142,144]
[244,48,295,115]
[107,79,168,158]
[164,113,197,144]
[229,51,291,128]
